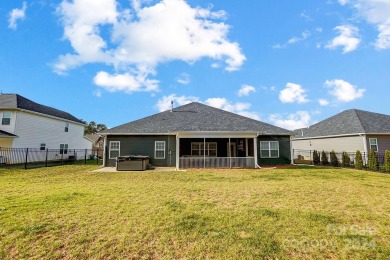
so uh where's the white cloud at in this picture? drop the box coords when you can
[339,0,350,5]
[55,0,245,92]
[8,2,27,30]
[93,89,102,97]
[204,98,260,120]
[279,83,309,104]
[238,84,256,97]
[354,0,390,49]
[93,70,159,93]
[326,25,361,53]
[269,111,311,130]
[176,73,190,85]
[287,30,310,44]
[339,0,390,49]
[155,94,200,111]
[318,98,329,106]
[325,79,365,102]
[155,95,260,120]
[273,30,310,48]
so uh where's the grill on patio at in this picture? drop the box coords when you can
[116,155,149,171]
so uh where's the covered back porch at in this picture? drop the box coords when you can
[176,133,258,169]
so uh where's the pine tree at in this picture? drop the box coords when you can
[342,152,351,167]
[368,149,378,171]
[321,150,328,165]
[355,150,363,170]
[313,150,320,165]
[384,150,390,172]
[330,150,339,167]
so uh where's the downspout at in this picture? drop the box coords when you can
[359,133,368,164]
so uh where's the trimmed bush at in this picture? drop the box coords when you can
[355,150,363,170]
[368,149,378,171]
[313,150,320,165]
[321,150,328,165]
[342,152,351,167]
[385,150,390,172]
[330,150,339,167]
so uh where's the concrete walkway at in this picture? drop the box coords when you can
[91,167,179,173]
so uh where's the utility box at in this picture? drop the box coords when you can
[116,155,150,171]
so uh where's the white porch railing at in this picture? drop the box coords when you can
[179,157,255,169]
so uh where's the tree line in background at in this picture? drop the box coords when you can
[312,149,390,172]
[81,121,107,135]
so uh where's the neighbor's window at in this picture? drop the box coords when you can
[60,144,68,155]
[191,142,217,157]
[40,143,46,151]
[260,141,279,158]
[109,141,120,159]
[65,122,69,132]
[2,111,11,125]
[155,141,165,159]
[369,138,378,152]
[154,141,165,159]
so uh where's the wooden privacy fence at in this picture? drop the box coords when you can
[0,147,103,169]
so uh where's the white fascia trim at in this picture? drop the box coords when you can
[101,133,175,136]
[19,109,86,126]
[292,133,365,140]
[176,132,258,138]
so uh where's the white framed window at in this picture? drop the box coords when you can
[40,143,46,151]
[60,144,68,155]
[191,142,217,157]
[2,111,11,125]
[65,122,69,132]
[260,141,279,158]
[109,141,120,159]
[369,138,378,152]
[155,141,165,159]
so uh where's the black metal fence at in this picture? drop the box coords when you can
[0,147,103,169]
[293,149,388,172]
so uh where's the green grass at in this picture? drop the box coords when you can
[0,166,389,259]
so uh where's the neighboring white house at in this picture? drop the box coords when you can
[0,94,92,150]
[292,109,390,157]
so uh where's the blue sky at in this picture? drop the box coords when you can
[1,0,389,129]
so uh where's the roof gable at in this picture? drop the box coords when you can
[294,109,390,138]
[0,94,84,124]
[102,102,291,135]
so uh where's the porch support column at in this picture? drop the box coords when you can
[245,138,249,157]
[176,134,180,170]
[203,138,206,168]
[254,136,259,168]
[229,138,231,168]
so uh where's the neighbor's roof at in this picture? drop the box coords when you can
[0,94,85,124]
[294,109,390,139]
[101,102,292,135]
[0,129,17,137]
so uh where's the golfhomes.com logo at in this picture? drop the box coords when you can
[282,225,377,252]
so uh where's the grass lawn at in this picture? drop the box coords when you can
[0,166,389,259]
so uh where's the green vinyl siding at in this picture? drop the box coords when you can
[258,136,291,165]
[105,135,176,167]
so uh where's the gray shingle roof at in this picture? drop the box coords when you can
[101,102,292,135]
[294,109,390,138]
[0,94,84,124]
[0,129,17,137]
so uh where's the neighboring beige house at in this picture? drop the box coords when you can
[85,134,103,158]
[0,94,92,150]
[292,109,390,157]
